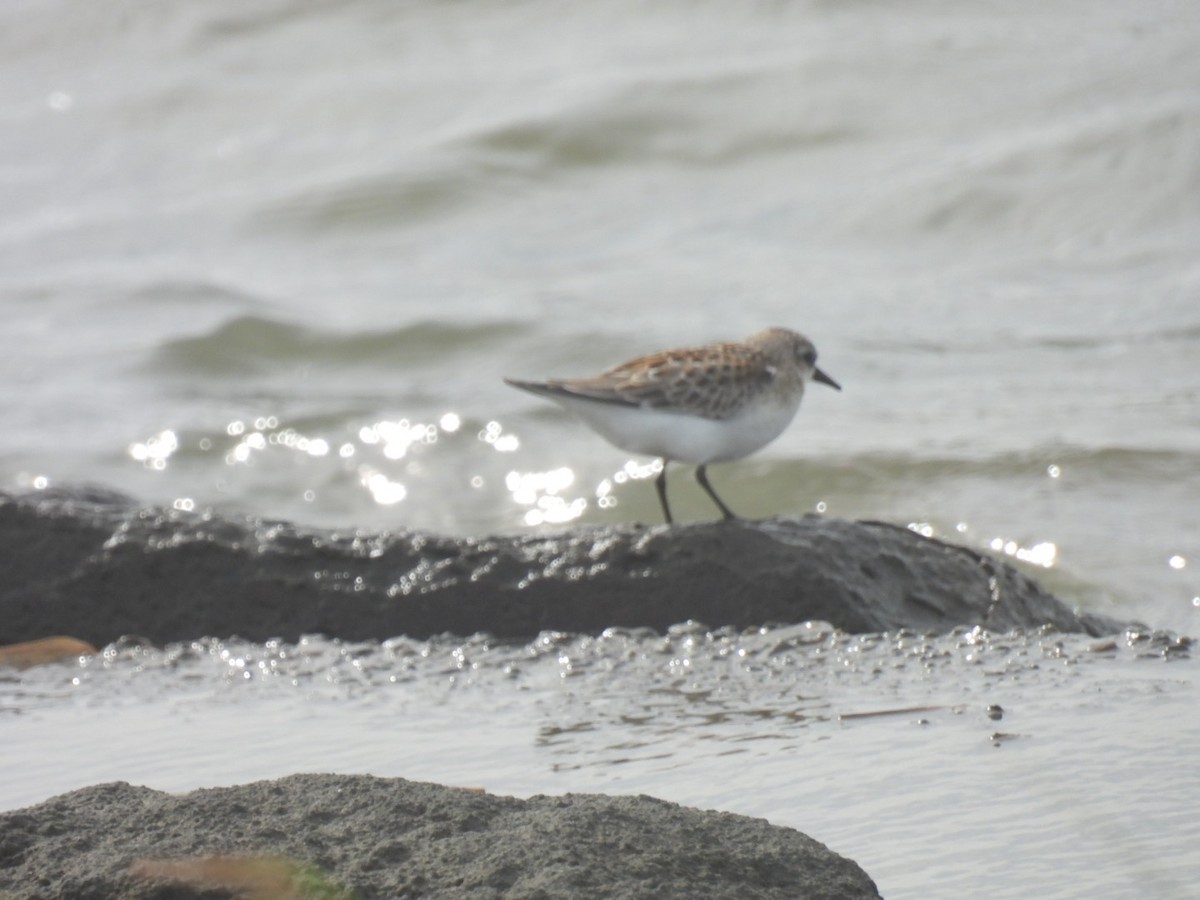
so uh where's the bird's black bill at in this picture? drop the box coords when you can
[813,367,841,390]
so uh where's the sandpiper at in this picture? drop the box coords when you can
[505,327,840,523]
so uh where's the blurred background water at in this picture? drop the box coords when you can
[4,3,1200,896]
[2,0,1197,630]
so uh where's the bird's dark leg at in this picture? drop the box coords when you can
[695,464,737,520]
[655,461,673,524]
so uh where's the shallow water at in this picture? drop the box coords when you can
[2,627,1195,898]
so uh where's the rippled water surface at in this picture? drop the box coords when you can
[3,627,1196,898]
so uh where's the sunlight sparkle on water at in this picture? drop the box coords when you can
[16,473,51,491]
[596,478,616,509]
[226,430,266,465]
[612,459,662,485]
[360,469,407,505]
[479,420,519,453]
[506,467,587,526]
[524,498,588,526]
[125,410,474,513]
[129,430,179,470]
[990,537,1058,568]
[625,459,662,479]
[359,419,438,460]
[270,429,328,456]
[506,467,575,505]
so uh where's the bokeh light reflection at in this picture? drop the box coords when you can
[128,430,178,469]
[360,469,407,506]
[480,420,519,453]
[989,537,1058,568]
[506,467,586,526]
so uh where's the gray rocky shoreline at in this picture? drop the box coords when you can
[0,775,881,899]
[0,486,1121,648]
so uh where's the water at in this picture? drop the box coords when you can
[2,629,1196,899]
[2,0,1197,629]
[3,2,1199,895]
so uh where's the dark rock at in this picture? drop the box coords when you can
[0,487,1123,647]
[0,774,882,899]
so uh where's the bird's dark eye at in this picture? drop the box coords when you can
[799,347,817,367]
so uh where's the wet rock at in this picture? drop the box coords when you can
[0,774,882,899]
[0,487,1123,646]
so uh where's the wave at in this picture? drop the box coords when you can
[861,100,1200,241]
[122,279,272,310]
[747,445,1200,497]
[148,315,524,376]
[853,323,1200,355]
[472,74,859,170]
[889,445,1196,479]
[253,62,860,234]
[254,166,492,233]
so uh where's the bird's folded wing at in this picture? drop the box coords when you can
[551,343,774,419]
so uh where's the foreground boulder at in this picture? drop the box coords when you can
[0,774,881,899]
[0,487,1121,646]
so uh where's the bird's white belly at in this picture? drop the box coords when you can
[557,395,801,464]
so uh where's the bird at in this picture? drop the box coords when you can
[504,327,840,523]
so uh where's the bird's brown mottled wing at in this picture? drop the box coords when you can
[548,341,776,420]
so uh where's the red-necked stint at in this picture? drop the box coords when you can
[505,327,840,523]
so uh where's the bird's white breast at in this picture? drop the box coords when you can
[550,391,803,464]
